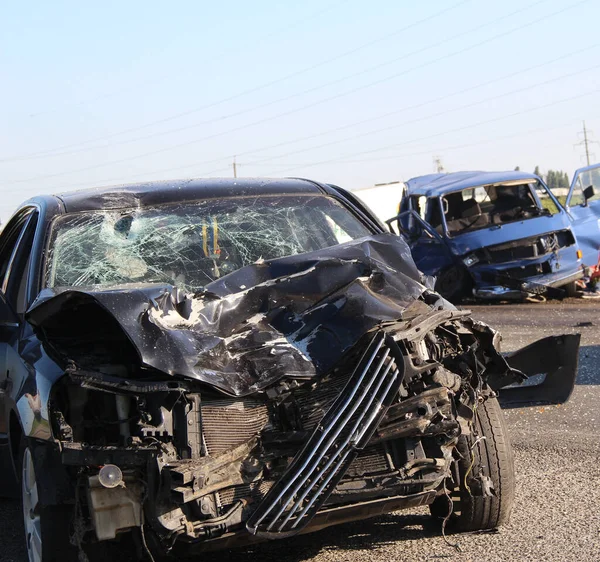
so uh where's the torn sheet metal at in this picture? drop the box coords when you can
[27,234,432,396]
[499,334,581,406]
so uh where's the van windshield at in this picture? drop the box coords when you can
[442,181,555,235]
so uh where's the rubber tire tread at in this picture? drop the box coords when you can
[431,396,515,531]
[434,266,472,303]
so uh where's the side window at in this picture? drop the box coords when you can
[573,169,600,204]
[0,213,32,293]
[425,198,443,230]
[0,210,39,313]
[569,178,586,207]
[410,196,427,219]
[532,182,560,215]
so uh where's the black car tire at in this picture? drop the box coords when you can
[434,266,472,302]
[429,396,515,532]
[20,440,80,562]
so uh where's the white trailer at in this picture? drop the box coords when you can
[350,181,404,226]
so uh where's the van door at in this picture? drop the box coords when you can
[566,164,600,267]
[394,196,454,276]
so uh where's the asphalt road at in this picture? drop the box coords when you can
[1,300,599,561]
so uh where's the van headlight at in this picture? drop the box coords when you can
[463,254,479,267]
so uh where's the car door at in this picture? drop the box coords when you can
[0,208,39,436]
[565,164,600,267]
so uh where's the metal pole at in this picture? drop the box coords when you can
[583,121,590,166]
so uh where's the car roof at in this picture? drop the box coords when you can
[405,170,539,197]
[27,177,327,214]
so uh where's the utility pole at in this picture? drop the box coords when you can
[232,156,238,178]
[433,156,445,173]
[582,121,590,166]
[575,121,597,165]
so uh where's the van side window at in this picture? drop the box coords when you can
[426,198,443,231]
[569,179,586,207]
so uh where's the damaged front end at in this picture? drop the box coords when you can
[26,235,579,552]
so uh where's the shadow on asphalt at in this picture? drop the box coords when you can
[216,513,442,562]
[0,499,444,562]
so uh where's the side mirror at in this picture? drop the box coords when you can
[0,292,19,329]
[583,185,595,202]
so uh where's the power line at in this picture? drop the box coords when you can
[28,58,600,193]
[263,88,600,176]
[33,118,600,198]
[238,61,600,170]
[267,117,600,166]
[6,0,469,161]
[10,0,564,164]
[3,0,556,164]
[40,89,600,194]
[4,0,587,184]
[186,45,598,169]
[23,0,352,119]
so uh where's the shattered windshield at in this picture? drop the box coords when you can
[46,195,372,291]
[442,181,549,236]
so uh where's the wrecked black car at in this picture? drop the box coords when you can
[0,178,580,561]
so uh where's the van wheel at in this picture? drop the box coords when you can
[434,266,471,302]
[20,443,79,562]
[430,396,515,531]
[563,281,579,298]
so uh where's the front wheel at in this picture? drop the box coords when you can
[430,396,515,531]
[434,266,472,303]
[21,444,79,562]
[563,281,579,298]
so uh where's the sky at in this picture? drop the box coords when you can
[1,0,599,221]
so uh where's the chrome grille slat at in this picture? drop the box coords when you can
[249,335,386,531]
[265,348,392,531]
[247,332,405,537]
[284,367,399,530]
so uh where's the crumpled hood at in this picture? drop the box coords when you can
[27,234,433,396]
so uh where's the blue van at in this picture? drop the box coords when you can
[389,171,584,301]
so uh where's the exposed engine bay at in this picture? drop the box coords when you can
[26,235,578,552]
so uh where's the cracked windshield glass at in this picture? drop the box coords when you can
[46,194,371,291]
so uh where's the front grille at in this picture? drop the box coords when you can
[481,230,575,265]
[344,445,391,478]
[504,262,551,280]
[485,242,537,262]
[201,397,269,456]
[247,332,405,537]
